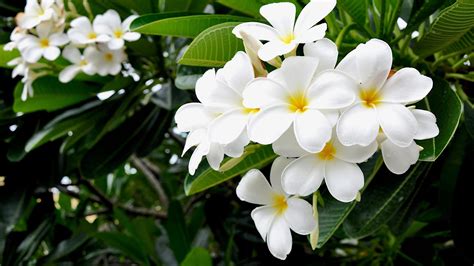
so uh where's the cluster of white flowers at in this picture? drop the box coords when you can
[4,0,140,100]
[177,0,439,260]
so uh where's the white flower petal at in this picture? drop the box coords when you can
[221,51,254,94]
[333,136,378,164]
[294,109,332,153]
[236,169,274,205]
[307,70,356,109]
[232,22,280,41]
[294,0,336,33]
[209,109,248,144]
[272,127,308,157]
[412,109,439,140]
[123,15,138,30]
[270,156,293,195]
[251,206,277,240]
[260,2,295,37]
[381,139,419,175]
[108,38,125,50]
[196,70,241,109]
[175,103,215,132]
[70,16,92,30]
[258,40,297,61]
[272,56,318,94]
[380,68,433,104]
[243,77,288,108]
[337,39,392,90]
[224,130,249,157]
[304,38,338,72]
[284,197,316,235]
[43,46,60,61]
[294,23,327,43]
[19,15,40,29]
[123,32,141,42]
[282,154,325,196]
[377,103,417,147]
[59,65,81,83]
[182,129,206,156]
[325,159,364,202]
[189,142,209,175]
[267,216,292,260]
[248,104,295,144]
[337,104,379,146]
[206,143,224,170]
[62,45,81,63]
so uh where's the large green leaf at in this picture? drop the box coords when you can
[403,0,445,34]
[181,248,212,266]
[316,154,383,248]
[343,162,431,238]
[13,77,102,113]
[178,22,244,67]
[445,27,474,53]
[95,232,149,265]
[132,14,252,38]
[184,145,277,195]
[418,78,463,161]
[164,201,190,263]
[414,0,474,57]
[338,0,367,26]
[130,12,194,31]
[217,0,301,17]
[40,233,90,263]
[0,45,19,68]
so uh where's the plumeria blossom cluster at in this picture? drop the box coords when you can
[4,0,140,100]
[176,0,439,260]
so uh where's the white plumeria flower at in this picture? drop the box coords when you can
[208,51,259,145]
[89,45,126,76]
[18,0,56,29]
[20,69,47,101]
[67,16,111,45]
[8,57,29,78]
[336,39,433,148]
[93,10,140,50]
[280,130,377,202]
[59,46,97,83]
[380,109,439,174]
[183,127,249,175]
[243,56,356,153]
[18,22,68,63]
[236,157,316,260]
[233,0,336,61]
[3,27,27,51]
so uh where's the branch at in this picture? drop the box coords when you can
[131,155,169,209]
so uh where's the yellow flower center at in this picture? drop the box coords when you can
[281,33,295,44]
[288,91,308,113]
[87,32,97,39]
[39,38,49,48]
[318,142,336,161]
[114,30,123,38]
[243,107,260,114]
[360,89,381,108]
[79,59,88,66]
[104,53,114,61]
[272,194,288,215]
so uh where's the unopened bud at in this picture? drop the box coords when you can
[240,31,268,77]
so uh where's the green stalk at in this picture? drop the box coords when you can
[386,0,403,39]
[335,23,358,48]
[378,0,386,37]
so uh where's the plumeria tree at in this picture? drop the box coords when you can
[0,0,472,264]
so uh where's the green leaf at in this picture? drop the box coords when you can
[316,155,383,248]
[338,0,367,26]
[15,219,54,264]
[130,12,194,31]
[445,27,474,53]
[13,77,102,113]
[403,0,445,34]
[41,233,90,263]
[178,22,244,67]
[184,144,277,195]
[413,0,474,57]
[181,248,212,266]
[0,45,19,68]
[216,0,302,17]
[95,232,149,264]
[343,162,431,238]
[0,45,20,68]
[132,14,252,38]
[164,201,190,263]
[160,0,192,11]
[418,78,463,161]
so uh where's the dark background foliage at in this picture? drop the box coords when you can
[0,0,473,265]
